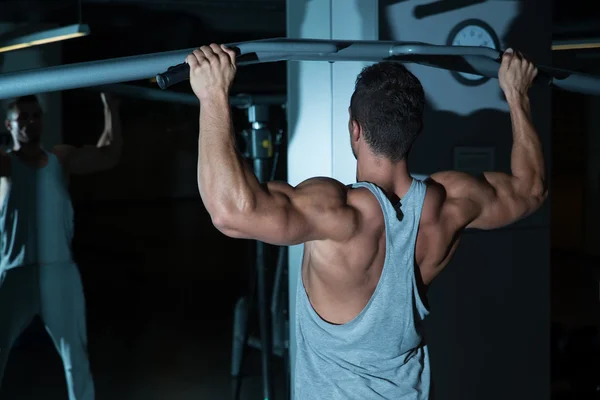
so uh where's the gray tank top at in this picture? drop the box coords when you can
[295,178,430,400]
[0,150,74,271]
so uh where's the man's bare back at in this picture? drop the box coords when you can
[295,47,546,327]
[301,177,465,326]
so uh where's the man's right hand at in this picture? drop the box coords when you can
[498,48,538,99]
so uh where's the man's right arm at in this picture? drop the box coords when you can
[430,49,548,231]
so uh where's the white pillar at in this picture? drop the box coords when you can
[286,0,378,396]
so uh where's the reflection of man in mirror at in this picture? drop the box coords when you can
[0,93,121,400]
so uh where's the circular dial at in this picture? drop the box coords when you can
[447,20,500,85]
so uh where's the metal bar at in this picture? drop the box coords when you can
[271,246,286,316]
[233,286,256,399]
[246,336,286,357]
[236,40,339,54]
[552,70,600,96]
[254,157,274,400]
[0,47,195,99]
[1,37,600,99]
[391,43,501,60]
[391,42,600,94]
[256,39,397,62]
[256,239,273,400]
[0,38,335,99]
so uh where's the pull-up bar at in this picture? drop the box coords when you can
[156,38,600,96]
[0,37,599,100]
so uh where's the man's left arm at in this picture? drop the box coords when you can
[53,93,122,175]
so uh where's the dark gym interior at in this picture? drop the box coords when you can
[0,0,599,399]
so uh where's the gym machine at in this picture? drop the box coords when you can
[231,104,289,400]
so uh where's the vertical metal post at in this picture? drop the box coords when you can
[248,105,274,399]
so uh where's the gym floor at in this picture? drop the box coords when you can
[0,206,289,400]
[1,286,288,400]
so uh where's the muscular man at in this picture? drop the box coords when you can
[0,93,121,400]
[187,45,546,399]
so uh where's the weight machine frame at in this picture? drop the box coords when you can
[230,104,288,400]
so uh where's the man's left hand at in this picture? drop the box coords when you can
[187,44,237,101]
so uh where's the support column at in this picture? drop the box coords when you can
[286,0,378,397]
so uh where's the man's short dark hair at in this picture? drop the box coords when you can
[350,62,425,163]
[6,95,41,119]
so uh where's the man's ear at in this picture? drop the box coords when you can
[350,118,362,143]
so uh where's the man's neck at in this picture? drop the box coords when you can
[357,155,413,199]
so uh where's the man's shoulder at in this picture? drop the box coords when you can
[292,177,380,221]
[420,178,448,223]
[294,176,342,190]
[421,176,469,232]
[293,177,354,206]
[344,185,385,231]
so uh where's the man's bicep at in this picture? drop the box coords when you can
[431,170,534,231]
[216,178,359,245]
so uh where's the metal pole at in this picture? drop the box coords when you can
[229,105,275,399]
[249,104,274,400]
[0,38,337,99]
[2,38,600,98]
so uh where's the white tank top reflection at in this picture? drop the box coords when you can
[0,150,74,271]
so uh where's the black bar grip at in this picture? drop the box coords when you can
[156,62,189,90]
[156,46,243,90]
[496,51,553,87]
